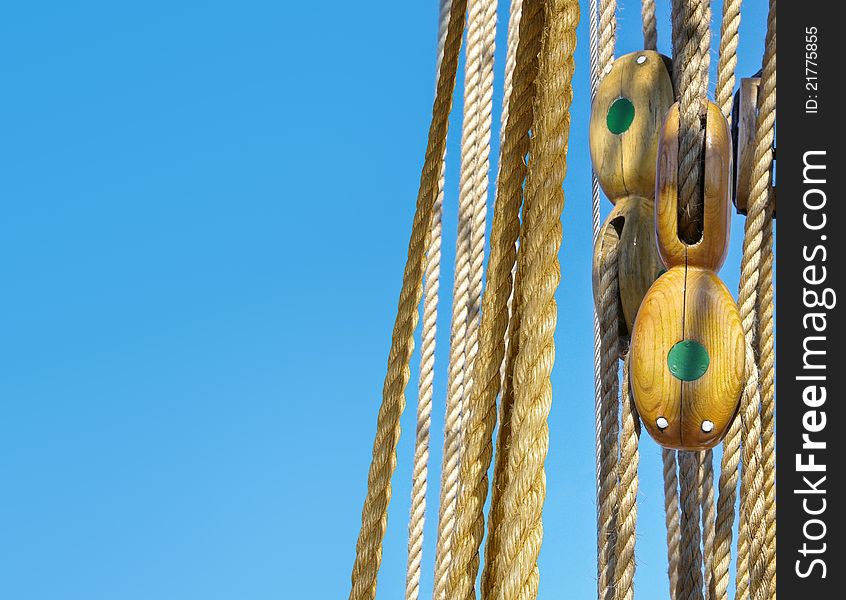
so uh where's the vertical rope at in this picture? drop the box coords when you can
[482,237,525,598]
[677,451,704,600]
[404,4,451,600]
[755,5,777,598]
[598,0,616,76]
[714,0,743,118]
[671,0,711,243]
[736,2,776,599]
[699,451,716,600]
[433,0,498,595]
[597,241,620,600]
[444,1,543,596]
[641,0,657,51]
[347,2,467,598]
[488,2,580,598]
[712,418,740,600]
[614,354,640,600]
[663,449,681,597]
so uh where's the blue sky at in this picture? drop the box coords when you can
[1,1,769,598]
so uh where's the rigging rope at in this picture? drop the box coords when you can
[487,3,580,598]
[444,0,542,596]
[641,0,657,51]
[404,4,452,598]
[614,353,640,600]
[347,1,468,597]
[433,0,498,596]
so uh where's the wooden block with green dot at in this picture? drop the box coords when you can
[629,101,745,451]
[590,51,672,341]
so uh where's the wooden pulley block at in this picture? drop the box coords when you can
[592,195,664,338]
[630,100,745,451]
[731,74,777,217]
[589,50,674,201]
[590,50,673,340]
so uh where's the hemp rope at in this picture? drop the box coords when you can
[714,0,743,118]
[403,4,452,599]
[487,3,580,596]
[699,450,716,600]
[485,11,524,593]
[736,2,777,599]
[663,449,681,597]
[347,1,467,597]
[754,2,777,594]
[614,354,640,600]
[597,0,616,76]
[671,0,711,244]
[433,0,497,596]
[444,1,543,596]
[597,229,620,600]
[482,234,525,599]
[677,451,704,600]
[595,10,620,600]
[641,0,657,51]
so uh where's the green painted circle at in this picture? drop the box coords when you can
[607,97,635,134]
[667,340,710,381]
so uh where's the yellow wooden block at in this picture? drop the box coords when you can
[655,101,733,271]
[589,51,674,202]
[630,267,744,450]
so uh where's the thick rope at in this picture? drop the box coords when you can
[488,3,580,598]
[598,0,616,76]
[711,417,740,600]
[758,202,776,599]
[671,0,711,243]
[714,0,743,118]
[699,450,716,600]
[483,237,525,598]
[614,354,640,600]
[347,2,467,598]
[736,2,776,599]
[754,4,777,596]
[641,0,657,51]
[663,449,681,597]
[404,5,451,599]
[444,1,543,596]
[597,240,620,600]
[432,0,497,595]
[677,451,704,600]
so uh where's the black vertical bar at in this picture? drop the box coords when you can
[778,0,843,597]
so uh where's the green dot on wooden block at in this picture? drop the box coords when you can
[607,97,635,134]
[667,340,710,381]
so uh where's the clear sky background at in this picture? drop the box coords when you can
[1,1,769,598]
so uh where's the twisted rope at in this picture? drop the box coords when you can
[641,0,657,51]
[754,4,777,596]
[444,1,543,596]
[597,236,620,600]
[598,0,616,76]
[614,354,640,600]
[433,0,497,595]
[671,0,711,243]
[663,449,681,597]
[714,0,743,119]
[699,450,716,600]
[403,5,451,599]
[736,2,776,599]
[488,3,580,598]
[677,451,704,600]
[347,2,467,597]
